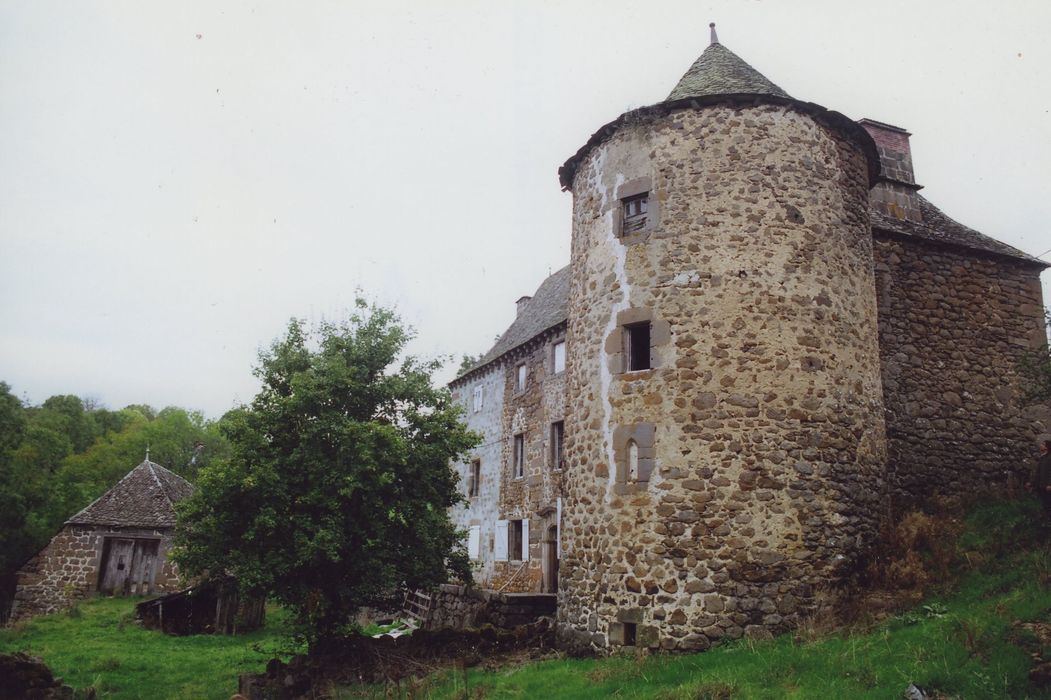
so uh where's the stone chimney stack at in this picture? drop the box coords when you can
[859,118,923,223]
[516,295,532,316]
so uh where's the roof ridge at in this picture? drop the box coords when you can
[65,460,148,525]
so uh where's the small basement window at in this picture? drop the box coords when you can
[622,193,648,234]
[552,340,566,374]
[513,434,524,478]
[624,322,651,371]
[550,421,564,470]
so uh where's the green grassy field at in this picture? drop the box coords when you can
[3,499,1049,699]
[0,598,298,699]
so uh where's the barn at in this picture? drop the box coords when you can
[9,457,192,622]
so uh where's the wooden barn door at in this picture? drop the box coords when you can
[99,538,160,595]
[99,538,135,594]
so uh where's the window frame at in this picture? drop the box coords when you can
[624,321,652,372]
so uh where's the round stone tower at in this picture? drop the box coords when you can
[556,30,887,652]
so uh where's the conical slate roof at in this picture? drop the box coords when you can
[66,459,193,529]
[666,41,791,102]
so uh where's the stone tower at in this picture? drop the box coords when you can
[556,30,888,651]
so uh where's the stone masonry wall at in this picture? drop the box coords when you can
[10,526,180,622]
[450,365,505,586]
[492,330,566,593]
[426,583,556,630]
[558,103,886,652]
[874,233,1047,505]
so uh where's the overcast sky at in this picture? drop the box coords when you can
[2,0,1049,418]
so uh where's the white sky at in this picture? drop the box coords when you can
[2,1,1049,418]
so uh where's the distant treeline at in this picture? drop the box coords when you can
[0,382,231,620]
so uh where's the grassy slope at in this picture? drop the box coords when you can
[350,499,1051,699]
[0,598,298,699]
[1,499,1048,699]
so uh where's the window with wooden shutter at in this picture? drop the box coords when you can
[516,363,527,392]
[494,520,508,561]
[622,193,648,234]
[467,525,480,560]
[552,340,566,374]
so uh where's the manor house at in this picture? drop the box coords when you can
[449,29,1048,652]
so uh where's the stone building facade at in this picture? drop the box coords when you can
[450,32,1047,652]
[9,459,191,622]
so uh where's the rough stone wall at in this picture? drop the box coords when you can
[10,526,180,622]
[490,331,566,593]
[558,104,886,652]
[874,233,1047,505]
[426,583,556,630]
[450,365,506,586]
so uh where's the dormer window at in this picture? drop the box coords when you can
[622,193,648,234]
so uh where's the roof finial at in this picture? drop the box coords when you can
[709,22,719,45]
[145,444,151,462]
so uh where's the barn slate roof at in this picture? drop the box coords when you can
[666,41,791,102]
[452,265,570,384]
[66,459,193,529]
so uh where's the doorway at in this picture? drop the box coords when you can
[98,537,159,595]
[542,525,559,593]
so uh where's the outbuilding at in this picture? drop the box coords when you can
[9,458,192,622]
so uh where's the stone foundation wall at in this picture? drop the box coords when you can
[558,103,886,652]
[874,233,1047,506]
[10,525,181,622]
[426,584,556,630]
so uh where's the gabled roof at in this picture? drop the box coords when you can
[452,266,570,385]
[871,196,1048,267]
[66,459,194,529]
[666,42,790,102]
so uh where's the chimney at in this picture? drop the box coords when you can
[859,118,923,223]
[516,295,532,316]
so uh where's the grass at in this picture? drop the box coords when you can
[0,597,300,699]
[2,498,1049,699]
[341,498,1051,699]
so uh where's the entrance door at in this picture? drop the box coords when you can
[99,538,161,595]
[542,525,559,593]
[99,538,135,594]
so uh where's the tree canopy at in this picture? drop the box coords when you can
[173,302,479,643]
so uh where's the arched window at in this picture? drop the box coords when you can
[627,439,640,482]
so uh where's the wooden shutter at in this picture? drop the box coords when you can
[521,518,530,561]
[494,520,508,561]
[468,525,481,560]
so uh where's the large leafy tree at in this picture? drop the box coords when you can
[173,302,478,644]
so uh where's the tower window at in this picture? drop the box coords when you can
[550,421,564,470]
[622,193,648,234]
[516,363,528,392]
[624,322,651,371]
[513,433,524,478]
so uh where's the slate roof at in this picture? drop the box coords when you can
[453,266,570,384]
[66,459,194,529]
[872,196,1047,266]
[666,42,791,102]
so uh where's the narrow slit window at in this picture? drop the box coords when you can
[468,459,481,497]
[625,322,652,371]
[513,434,524,478]
[510,520,524,561]
[622,193,648,234]
[627,439,639,482]
[551,421,565,470]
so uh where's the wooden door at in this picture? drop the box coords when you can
[542,525,559,593]
[129,540,159,595]
[98,538,135,594]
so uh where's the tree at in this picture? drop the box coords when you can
[173,302,479,644]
